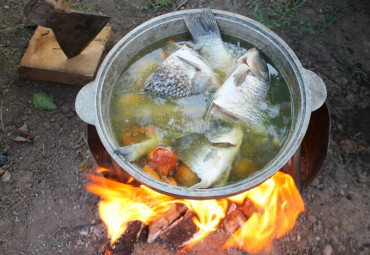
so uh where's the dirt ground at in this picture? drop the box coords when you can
[0,0,369,254]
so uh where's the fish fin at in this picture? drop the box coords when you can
[246,48,269,82]
[177,56,201,71]
[213,168,231,187]
[187,181,210,190]
[114,145,140,162]
[191,72,219,95]
[114,135,160,162]
[233,64,249,86]
[184,8,221,42]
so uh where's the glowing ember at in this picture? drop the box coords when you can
[86,169,304,253]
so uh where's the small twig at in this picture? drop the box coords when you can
[42,142,46,157]
[314,66,355,93]
[0,101,4,132]
[175,0,189,11]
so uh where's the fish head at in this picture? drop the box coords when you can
[238,48,268,82]
[206,122,243,146]
[208,49,270,125]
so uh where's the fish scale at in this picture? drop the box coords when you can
[144,45,219,98]
[145,66,191,97]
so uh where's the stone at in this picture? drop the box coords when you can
[311,178,320,187]
[322,244,333,255]
[44,122,51,129]
[2,171,11,182]
[61,106,70,114]
[52,123,61,131]
[0,154,7,167]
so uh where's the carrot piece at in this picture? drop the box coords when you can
[175,164,199,187]
[143,165,160,180]
[122,125,156,145]
[161,176,177,186]
[167,177,177,186]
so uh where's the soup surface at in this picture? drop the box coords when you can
[110,35,292,188]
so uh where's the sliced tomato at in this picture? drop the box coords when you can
[147,146,178,177]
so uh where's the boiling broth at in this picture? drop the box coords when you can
[110,35,292,187]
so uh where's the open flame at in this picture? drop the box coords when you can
[225,171,304,253]
[86,168,304,253]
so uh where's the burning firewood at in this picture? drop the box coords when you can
[159,210,198,248]
[147,204,188,243]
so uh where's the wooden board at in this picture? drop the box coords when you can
[19,26,113,85]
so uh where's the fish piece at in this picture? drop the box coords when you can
[115,49,163,92]
[178,125,243,189]
[144,45,219,98]
[208,48,270,125]
[114,132,162,162]
[114,93,210,161]
[184,8,236,78]
[126,94,210,136]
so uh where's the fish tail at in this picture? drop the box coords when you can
[184,8,221,42]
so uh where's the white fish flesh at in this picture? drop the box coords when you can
[208,48,270,125]
[179,125,243,189]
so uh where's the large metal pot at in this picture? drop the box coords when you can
[75,9,326,199]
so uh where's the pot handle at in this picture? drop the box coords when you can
[302,69,327,112]
[75,81,97,125]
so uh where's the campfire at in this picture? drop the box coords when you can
[81,102,330,254]
[84,103,329,254]
[86,168,304,254]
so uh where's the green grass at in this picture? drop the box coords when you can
[253,0,341,36]
[151,0,178,11]
[350,63,368,82]
[69,3,92,13]
[332,50,368,85]
[126,0,179,12]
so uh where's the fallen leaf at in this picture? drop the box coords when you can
[18,123,29,134]
[32,92,58,110]
[77,159,89,172]
[12,136,32,142]
[26,134,35,142]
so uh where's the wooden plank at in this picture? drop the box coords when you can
[19,26,112,85]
